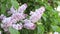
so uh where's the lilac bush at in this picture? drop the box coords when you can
[0,3,45,32]
[1,0,60,34]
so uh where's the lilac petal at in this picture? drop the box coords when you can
[24,19,31,23]
[18,3,27,13]
[1,24,8,31]
[0,14,6,20]
[10,6,16,14]
[17,23,23,30]
[2,17,13,27]
[12,23,23,30]
[11,13,25,21]
[12,24,18,30]
[24,22,36,30]
[24,19,36,30]
[30,11,34,15]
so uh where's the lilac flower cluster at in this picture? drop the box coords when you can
[0,3,45,31]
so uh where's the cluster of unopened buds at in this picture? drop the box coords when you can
[0,3,45,31]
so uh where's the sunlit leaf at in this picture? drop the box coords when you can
[51,25,60,32]
[11,0,19,9]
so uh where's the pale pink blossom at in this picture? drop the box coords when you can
[1,24,8,31]
[24,19,31,23]
[17,23,23,30]
[8,6,17,14]
[2,17,11,23]
[1,17,18,31]
[18,3,27,13]
[11,13,25,21]
[8,4,27,14]
[12,23,23,30]
[0,14,6,20]
[1,13,25,31]
[2,17,13,26]
[12,24,18,30]
[1,17,13,30]
[1,4,45,31]
[24,19,36,30]
[30,11,34,15]
[30,7,45,23]
[7,11,12,14]
[24,22,36,30]
[10,6,16,14]
[1,17,17,31]
[10,19,17,24]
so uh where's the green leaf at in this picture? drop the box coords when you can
[9,27,20,34]
[57,1,60,5]
[37,22,45,34]
[42,16,47,22]
[11,0,19,9]
[51,25,60,32]
[20,29,28,34]
[6,0,12,8]
[1,4,6,15]
[1,0,5,2]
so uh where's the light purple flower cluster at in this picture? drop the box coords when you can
[0,3,45,31]
[30,7,45,23]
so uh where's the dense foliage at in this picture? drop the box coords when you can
[0,0,60,34]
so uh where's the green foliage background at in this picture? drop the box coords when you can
[0,0,60,34]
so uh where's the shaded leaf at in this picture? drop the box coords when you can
[9,27,20,34]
